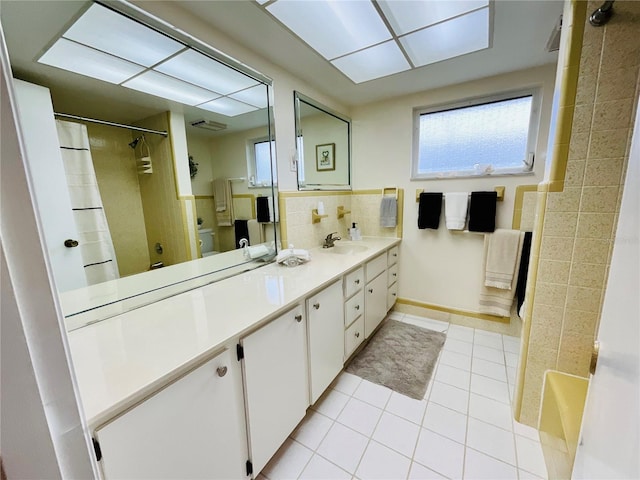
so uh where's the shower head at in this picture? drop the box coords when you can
[589,1,614,27]
[129,136,143,149]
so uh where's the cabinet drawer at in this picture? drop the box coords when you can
[387,246,399,266]
[388,264,398,287]
[344,267,364,298]
[345,316,365,359]
[365,254,387,282]
[344,290,364,327]
[387,282,398,310]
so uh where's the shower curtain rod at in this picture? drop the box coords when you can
[54,112,168,137]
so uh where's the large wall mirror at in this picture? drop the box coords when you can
[2,1,279,329]
[294,91,351,190]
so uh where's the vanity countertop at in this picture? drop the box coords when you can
[67,236,400,428]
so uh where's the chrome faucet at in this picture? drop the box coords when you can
[323,232,341,248]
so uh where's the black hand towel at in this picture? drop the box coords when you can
[516,232,533,311]
[234,219,250,248]
[417,192,443,229]
[256,196,270,223]
[468,191,497,232]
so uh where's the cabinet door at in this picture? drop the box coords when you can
[95,349,247,479]
[365,273,388,338]
[308,280,345,404]
[242,305,308,475]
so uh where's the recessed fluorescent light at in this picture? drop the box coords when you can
[38,38,145,84]
[123,71,220,105]
[198,97,258,116]
[155,49,259,95]
[331,41,411,84]
[228,85,269,108]
[266,0,390,59]
[378,0,489,36]
[63,3,184,67]
[400,8,490,68]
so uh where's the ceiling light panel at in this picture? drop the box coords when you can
[331,41,411,84]
[155,49,259,95]
[123,71,220,106]
[378,0,488,36]
[228,85,269,108]
[63,3,184,67]
[400,8,490,68]
[266,0,391,60]
[198,97,258,116]
[38,38,145,84]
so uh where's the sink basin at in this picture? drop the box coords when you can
[323,243,369,255]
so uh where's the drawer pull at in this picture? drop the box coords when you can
[368,288,374,293]
[393,253,398,257]
[216,366,228,377]
[295,314,303,323]
[313,303,320,310]
[392,273,397,277]
[392,293,397,297]
[355,332,360,338]
[355,279,360,285]
[355,305,360,310]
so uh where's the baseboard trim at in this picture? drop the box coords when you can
[396,297,510,324]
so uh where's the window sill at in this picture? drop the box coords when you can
[411,170,535,181]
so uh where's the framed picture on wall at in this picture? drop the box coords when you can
[315,143,335,171]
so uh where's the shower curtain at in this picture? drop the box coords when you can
[55,120,119,285]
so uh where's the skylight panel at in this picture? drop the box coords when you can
[38,38,145,84]
[229,85,269,108]
[198,97,258,116]
[266,0,391,60]
[63,4,184,67]
[400,8,490,68]
[331,41,411,84]
[123,71,220,106]
[377,0,489,36]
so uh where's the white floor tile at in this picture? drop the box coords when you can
[422,402,468,444]
[316,423,368,474]
[505,352,519,369]
[262,438,313,480]
[502,336,520,354]
[439,350,472,372]
[472,345,505,365]
[292,411,334,450]
[447,324,475,343]
[513,421,540,441]
[385,391,427,425]
[474,329,502,340]
[472,357,508,383]
[299,454,351,480]
[506,367,517,385]
[518,468,544,479]
[468,393,513,432]
[466,418,517,466]
[356,441,412,480]
[312,389,350,419]
[408,462,447,479]
[332,371,362,396]
[388,311,405,322]
[429,381,469,414]
[473,332,504,351]
[435,363,471,390]
[353,379,392,409]
[515,435,548,478]
[337,397,383,437]
[470,374,511,405]
[444,337,474,356]
[401,315,449,332]
[414,428,465,479]
[372,411,421,457]
[464,447,518,479]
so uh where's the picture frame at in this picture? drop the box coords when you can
[315,143,336,171]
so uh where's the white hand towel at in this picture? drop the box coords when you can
[444,192,469,230]
[485,229,522,289]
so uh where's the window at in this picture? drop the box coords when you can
[248,137,277,187]
[412,90,540,179]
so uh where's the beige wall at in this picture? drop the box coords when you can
[87,123,150,277]
[517,0,640,426]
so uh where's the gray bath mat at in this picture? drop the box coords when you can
[345,319,446,400]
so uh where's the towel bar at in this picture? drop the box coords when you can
[382,186,398,199]
[415,186,505,202]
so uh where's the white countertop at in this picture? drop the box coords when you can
[67,237,400,428]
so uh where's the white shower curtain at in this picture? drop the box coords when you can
[55,120,119,285]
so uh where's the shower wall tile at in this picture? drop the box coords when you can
[533,281,568,308]
[588,128,631,158]
[562,309,599,335]
[576,212,615,239]
[566,286,602,313]
[556,332,593,377]
[592,99,635,131]
[546,188,581,212]
[538,260,571,285]
[596,65,640,102]
[583,157,625,186]
[563,160,586,186]
[580,186,620,213]
[539,236,574,262]
[572,237,611,264]
[541,211,578,237]
[569,262,607,289]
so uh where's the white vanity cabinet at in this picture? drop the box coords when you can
[94,349,248,480]
[387,246,399,310]
[308,280,345,404]
[240,305,308,476]
[343,267,365,359]
[364,253,389,338]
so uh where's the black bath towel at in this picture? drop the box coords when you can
[234,219,250,248]
[256,196,270,223]
[468,191,497,232]
[417,192,443,229]
[516,232,533,311]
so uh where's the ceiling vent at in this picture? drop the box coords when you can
[546,15,562,52]
[190,119,227,131]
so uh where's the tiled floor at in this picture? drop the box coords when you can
[259,313,547,480]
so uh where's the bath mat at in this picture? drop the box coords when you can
[345,319,446,400]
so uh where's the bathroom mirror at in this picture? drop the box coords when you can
[294,91,351,190]
[1,0,279,328]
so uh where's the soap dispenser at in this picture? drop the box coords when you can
[350,222,361,241]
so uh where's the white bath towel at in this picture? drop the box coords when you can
[444,192,469,230]
[485,229,523,289]
[380,197,397,227]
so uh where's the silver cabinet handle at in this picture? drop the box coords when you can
[313,303,320,310]
[295,314,303,323]
[355,305,360,310]
[355,279,360,285]
[368,288,374,293]
[355,332,360,338]
[216,366,227,377]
